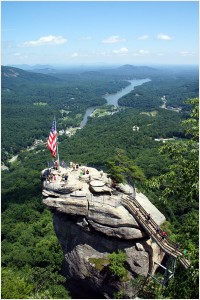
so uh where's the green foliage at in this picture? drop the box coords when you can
[113,289,126,299]
[1,265,71,299]
[88,257,109,271]
[138,274,166,299]
[182,97,199,141]
[2,65,198,161]
[108,250,128,280]
[1,66,133,158]
[140,259,199,299]
[28,266,71,299]
[1,267,33,299]
[57,105,184,181]
[1,156,71,298]
[118,70,198,111]
[147,99,199,214]
[1,66,199,299]
[107,148,146,184]
[144,98,199,298]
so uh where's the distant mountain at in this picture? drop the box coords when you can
[8,64,29,70]
[2,66,61,91]
[9,64,54,70]
[101,64,158,78]
[31,68,57,74]
[6,64,158,78]
[117,64,157,72]
[8,64,57,74]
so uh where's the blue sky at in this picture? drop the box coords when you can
[2,1,199,66]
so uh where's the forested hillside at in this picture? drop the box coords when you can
[2,65,198,159]
[1,65,199,298]
[118,72,198,110]
[2,66,131,158]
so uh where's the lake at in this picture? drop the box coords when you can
[80,78,150,128]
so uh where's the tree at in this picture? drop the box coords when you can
[144,98,199,299]
[147,98,199,211]
[108,250,127,280]
[1,267,33,299]
[107,148,146,184]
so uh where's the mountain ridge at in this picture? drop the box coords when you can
[2,65,62,90]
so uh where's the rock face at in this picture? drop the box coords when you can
[42,165,166,298]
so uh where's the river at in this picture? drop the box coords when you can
[80,78,150,128]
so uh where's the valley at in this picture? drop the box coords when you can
[1,64,199,299]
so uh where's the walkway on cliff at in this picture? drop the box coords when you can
[121,195,190,270]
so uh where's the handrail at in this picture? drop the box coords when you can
[123,198,190,269]
[133,196,177,246]
[128,195,182,249]
[128,198,190,268]
[121,196,190,269]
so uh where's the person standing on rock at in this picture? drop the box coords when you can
[156,226,160,234]
[147,213,151,222]
[175,242,180,251]
[161,231,167,239]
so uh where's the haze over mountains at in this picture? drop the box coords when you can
[2,64,157,90]
[5,63,157,75]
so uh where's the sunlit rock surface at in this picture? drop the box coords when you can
[42,165,165,298]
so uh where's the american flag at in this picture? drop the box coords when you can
[47,118,57,158]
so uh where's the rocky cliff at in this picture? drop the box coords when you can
[42,165,166,298]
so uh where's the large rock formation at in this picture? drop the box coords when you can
[42,165,166,298]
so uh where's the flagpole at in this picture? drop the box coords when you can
[55,115,60,170]
[57,133,60,170]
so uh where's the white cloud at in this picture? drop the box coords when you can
[113,47,129,54]
[13,52,28,60]
[138,35,149,40]
[157,33,172,40]
[130,49,150,56]
[23,35,67,46]
[139,49,150,54]
[102,35,126,44]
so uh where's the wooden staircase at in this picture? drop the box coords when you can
[121,195,190,269]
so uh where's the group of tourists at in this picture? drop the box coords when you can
[153,224,166,239]
[70,162,82,170]
[143,212,185,254]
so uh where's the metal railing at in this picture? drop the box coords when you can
[121,195,190,269]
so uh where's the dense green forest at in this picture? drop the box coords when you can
[2,65,198,159]
[118,67,198,110]
[2,66,131,157]
[1,65,199,298]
